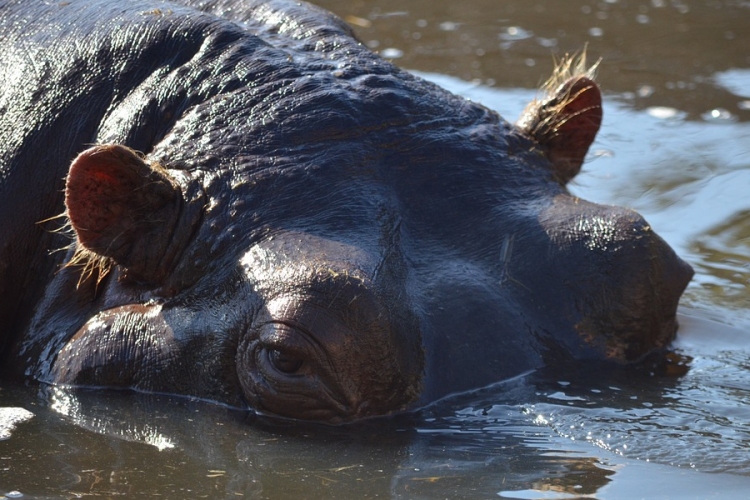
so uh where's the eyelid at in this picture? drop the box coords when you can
[257,321,315,358]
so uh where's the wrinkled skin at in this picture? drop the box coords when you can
[0,0,693,423]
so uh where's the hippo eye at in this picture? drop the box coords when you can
[268,349,304,374]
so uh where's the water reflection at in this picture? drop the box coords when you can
[692,210,750,313]
[3,337,750,498]
[0,406,33,440]
[50,387,176,451]
[1,382,621,499]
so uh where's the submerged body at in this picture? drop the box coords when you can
[0,0,692,422]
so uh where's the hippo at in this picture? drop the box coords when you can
[0,0,693,423]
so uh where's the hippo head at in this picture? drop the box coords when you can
[45,52,692,423]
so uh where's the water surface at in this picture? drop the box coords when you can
[2,0,749,498]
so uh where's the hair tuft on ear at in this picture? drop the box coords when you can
[517,52,603,184]
[64,144,184,285]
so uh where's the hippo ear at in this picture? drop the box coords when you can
[518,70,602,185]
[65,144,184,284]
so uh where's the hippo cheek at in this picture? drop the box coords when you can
[51,304,178,389]
[414,267,546,403]
[538,194,694,361]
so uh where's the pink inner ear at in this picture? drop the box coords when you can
[65,145,142,251]
[65,144,179,261]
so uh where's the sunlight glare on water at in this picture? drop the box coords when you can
[0,407,33,440]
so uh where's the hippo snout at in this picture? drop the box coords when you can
[539,194,694,361]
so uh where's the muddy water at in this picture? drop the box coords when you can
[2,1,749,498]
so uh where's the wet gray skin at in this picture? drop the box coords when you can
[0,0,692,423]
